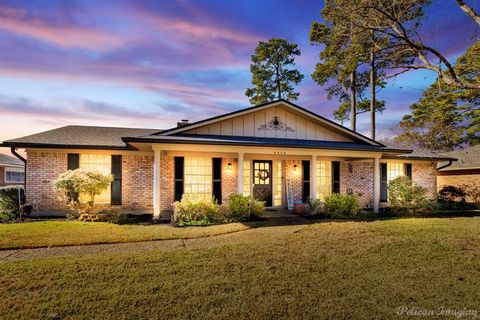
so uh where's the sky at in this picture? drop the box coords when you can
[0,0,479,156]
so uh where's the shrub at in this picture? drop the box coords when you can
[53,168,113,219]
[306,196,322,214]
[227,194,265,220]
[172,194,221,226]
[388,176,432,215]
[438,185,478,210]
[323,193,359,218]
[464,184,480,207]
[0,185,25,222]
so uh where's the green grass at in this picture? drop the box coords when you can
[0,220,259,249]
[1,217,480,319]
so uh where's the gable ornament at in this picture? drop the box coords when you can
[257,116,295,132]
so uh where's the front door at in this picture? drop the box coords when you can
[253,160,272,206]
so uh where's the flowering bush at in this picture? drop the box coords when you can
[53,169,113,219]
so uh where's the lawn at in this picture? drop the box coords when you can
[1,217,480,319]
[0,220,261,249]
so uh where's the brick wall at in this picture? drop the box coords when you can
[26,151,68,211]
[0,167,4,187]
[222,158,237,203]
[412,162,437,199]
[122,154,153,212]
[340,161,374,208]
[284,160,303,204]
[159,154,174,216]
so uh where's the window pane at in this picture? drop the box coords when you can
[79,154,111,204]
[184,157,212,200]
[316,160,332,200]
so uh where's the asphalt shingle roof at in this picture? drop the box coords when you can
[0,153,23,167]
[438,145,480,170]
[3,125,162,149]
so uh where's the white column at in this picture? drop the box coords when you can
[373,157,380,213]
[153,149,161,219]
[237,152,244,194]
[311,155,317,200]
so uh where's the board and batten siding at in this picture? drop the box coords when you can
[184,106,353,142]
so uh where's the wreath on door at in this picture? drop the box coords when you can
[257,169,270,181]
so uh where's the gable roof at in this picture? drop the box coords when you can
[2,125,161,150]
[156,100,384,146]
[438,145,480,170]
[0,153,23,167]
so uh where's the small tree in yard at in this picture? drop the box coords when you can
[388,176,431,215]
[54,169,112,220]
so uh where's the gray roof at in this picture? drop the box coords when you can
[438,145,480,170]
[0,153,23,167]
[3,125,162,150]
[125,134,410,153]
[383,149,456,161]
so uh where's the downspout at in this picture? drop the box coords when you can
[10,147,26,188]
[437,160,453,171]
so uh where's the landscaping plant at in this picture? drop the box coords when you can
[306,196,322,214]
[323,193,360,218]
[227,194,265,220]
[0,185,25,222]
[171,194,221,226]
[53,168,113,220]
[388,176,432,215]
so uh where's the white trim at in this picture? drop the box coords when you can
[160,100,381,146]
[373,158,380,213]
[237,152,244,194]
[153,149,161,218]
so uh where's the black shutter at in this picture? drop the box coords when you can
[111,155,122,205]
[332,161,340,193]
[302,160,310,202]
[67,153,79,170]
[405,163,412,179]
[212,158,222,204]
[174,157,184,201]
[380,163,388,202]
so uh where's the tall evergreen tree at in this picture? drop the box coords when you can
[395,41,480,151]
[245,38,304,105]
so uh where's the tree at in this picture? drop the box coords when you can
[341,0,480,90]
[245,38,304,105]
[333,99,386,125]
[456,0,480,27]
[395,41,480,151]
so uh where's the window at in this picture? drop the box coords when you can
[79,154,111,204]
[381,162,408,202]
[243,160,251,196]
[273,161,282,207]
[5,169,24,183]
[184,157,212,199]
[316,160,332,200]
[387,162,405,183]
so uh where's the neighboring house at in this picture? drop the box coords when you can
[0,100,453,219]
[437,145,480,189]
[0,153,25,187]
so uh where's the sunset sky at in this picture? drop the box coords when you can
[0,0,479,155]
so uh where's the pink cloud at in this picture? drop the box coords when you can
[0,5,126,51]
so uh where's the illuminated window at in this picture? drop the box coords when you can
[79,154,111,204]
[243,160,251,196]
[387,162,405,182]
[184,157,212,199]
[316,160,332,200]
[273,161,282,206]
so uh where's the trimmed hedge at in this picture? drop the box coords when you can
[0,185,25,222]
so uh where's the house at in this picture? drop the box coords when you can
[437,145,480,189]
[1,100,453,219]
[0,153,25,187]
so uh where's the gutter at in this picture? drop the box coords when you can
[437,160,454,171]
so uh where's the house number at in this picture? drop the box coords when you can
[273,151,287,155]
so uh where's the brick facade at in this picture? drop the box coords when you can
[25,150,441,214]
[0,167,5,187]
[437,173,480,190]
[284,160,303,204]
[412,162,438,199]
[26,151,68,211]
[340,161,374,208]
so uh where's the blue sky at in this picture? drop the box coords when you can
[0,0,478,154]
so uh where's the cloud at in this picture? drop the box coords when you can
[0,4,126,51]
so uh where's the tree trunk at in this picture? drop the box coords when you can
[350,71,356,131]
[276,65,281,100]
[370,48,376,140]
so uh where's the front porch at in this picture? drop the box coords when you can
[151,145,382,219]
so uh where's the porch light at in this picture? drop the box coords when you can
[227,162,232,171]
[293,164,298,174]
